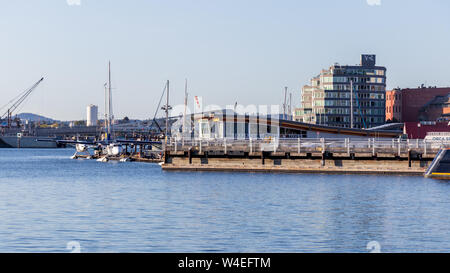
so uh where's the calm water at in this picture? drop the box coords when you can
[0,148,450,253]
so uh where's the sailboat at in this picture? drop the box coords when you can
[97,62,162,159]
[101,61,123,157]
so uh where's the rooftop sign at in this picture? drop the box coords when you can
[361,54,376,67]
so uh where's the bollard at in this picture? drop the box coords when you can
[249,138,253,154]
[408,149,412,168]
[298,138,301,154]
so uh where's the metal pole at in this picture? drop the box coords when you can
[283,87,287,120]
[165,80,169,144]
[107,61,112,140]
[347,138,350,155]
[372,138,375,156]
[424,139,427,156]
[289,92,292,120]
[183,79,188,135]
[350,80,354,129]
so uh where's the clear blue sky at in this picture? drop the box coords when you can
[0,0,449,121]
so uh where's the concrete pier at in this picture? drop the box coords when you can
[161,138,447,175]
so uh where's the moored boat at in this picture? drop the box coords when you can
[0,135,59,148]
[425,148,450,179]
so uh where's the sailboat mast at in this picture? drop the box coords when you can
[165,80,169,140]
[289,92,292,120]
[183,79,188,134]
[283,87,288,120]
[104,83,108,137]
[108,61,112,139]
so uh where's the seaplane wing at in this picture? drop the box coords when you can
[115,139,162,145]
[58,140,97,145]
[36,139,97,145]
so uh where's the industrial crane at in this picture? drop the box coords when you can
[0,77,44,128]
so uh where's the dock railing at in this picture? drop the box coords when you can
[166,137,450,157]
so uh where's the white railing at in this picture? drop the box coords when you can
[166,137,450,155]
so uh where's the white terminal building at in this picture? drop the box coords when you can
[86,104,98,127]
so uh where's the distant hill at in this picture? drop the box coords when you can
[16,113,55,122]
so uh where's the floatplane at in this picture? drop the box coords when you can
[49,137,161,162]
[39,61,162,162]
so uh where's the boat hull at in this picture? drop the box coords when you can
[425,148,450,179]
[0,136,59,148]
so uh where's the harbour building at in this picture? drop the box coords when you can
[294,54,387,128]
[385,86,450,122]
[170,109,401,141]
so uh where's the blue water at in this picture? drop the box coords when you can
[0,148,450,253]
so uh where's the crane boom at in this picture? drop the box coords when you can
[1,78,44,125]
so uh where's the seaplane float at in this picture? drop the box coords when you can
[37,138,162,162]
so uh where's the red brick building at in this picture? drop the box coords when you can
[385,89,402,122]
[385,86,450,122]
[418,94,450,122]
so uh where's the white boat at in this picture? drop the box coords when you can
[97,156,109,162]
[0,135,58,148]
[106,143,123,156]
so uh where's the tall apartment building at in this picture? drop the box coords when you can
[294,54,387,128]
